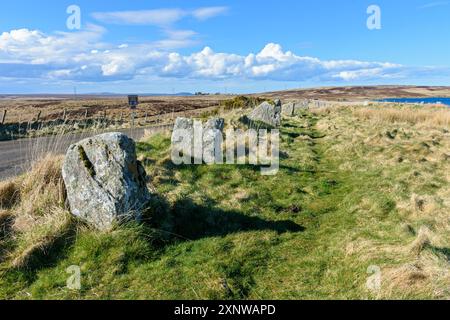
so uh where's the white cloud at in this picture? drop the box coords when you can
[0,24,106,65]
[192,7,229,20]
[152,29,199,49]
[92,7,229,26]
[0,28,445,84]
[418,1,449,9]
[92,9,186,26]
[90,7,227,52]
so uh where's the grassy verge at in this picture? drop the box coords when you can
[0,104,449,299]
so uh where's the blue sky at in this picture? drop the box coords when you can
[0,0,449,93]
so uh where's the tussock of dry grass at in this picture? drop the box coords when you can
[11,208,73,268]
[314,103,450,299]
[353,105,450,127]
[0,180,20,209]
[0,154,73,268]
[409,226,432,256]
[0,209,13,238]
[15,154,66,219]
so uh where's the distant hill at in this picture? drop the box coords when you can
[3,85,450,101]
[256,85,450,101]
[0,92,194,100]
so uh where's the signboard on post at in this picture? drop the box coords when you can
[128,95,139,110]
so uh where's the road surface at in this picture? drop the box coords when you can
[0,125,171,181]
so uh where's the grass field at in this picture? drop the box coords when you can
[0,96,228,141]
[0,96,227,125]
[0,102,449,299]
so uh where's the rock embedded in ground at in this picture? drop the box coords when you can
[248,100,282,127]
[62,132,151,230]
[203,118,225,164]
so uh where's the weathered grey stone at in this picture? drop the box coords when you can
[171,117,195,159]
[203,118,225,164]
[282,102,295,116]
[248,101,281,127]
[172,117,225,164]
[62,132,151,230]
[294,100,309,114]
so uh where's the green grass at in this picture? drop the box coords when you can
[0,108,448,300]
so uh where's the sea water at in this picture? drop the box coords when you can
[378,97,450,106]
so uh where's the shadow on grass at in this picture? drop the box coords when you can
[432,246,450,262]
[146,195,304,242]
[0,218,78,288]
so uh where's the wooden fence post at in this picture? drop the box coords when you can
[36,111,41,122]
[18,115,21,134]
[0,110,6,125]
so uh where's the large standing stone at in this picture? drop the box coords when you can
[62,132,151,230]
[171,117,225,164]
[282,102,295,117]
[294,100,309,114]
[171,117,204,163]
[171,117,195,160]
[203,118,225,164]
[248,100,282,127]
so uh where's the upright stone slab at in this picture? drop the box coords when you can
[248,100,282,127]
[172,117,225,164]
[282,102,295,116]
[203,118,225,164]
[171,117,194,159]
[62,132,151,230]
[294,100,309,114]
[171,117,203,163]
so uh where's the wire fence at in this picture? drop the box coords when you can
[0,103,220,141]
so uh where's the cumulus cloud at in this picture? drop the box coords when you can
[0,27,444,84]
[0,24,106,65]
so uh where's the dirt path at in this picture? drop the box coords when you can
[0,124,171,181]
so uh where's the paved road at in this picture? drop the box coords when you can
[0,124,172,181]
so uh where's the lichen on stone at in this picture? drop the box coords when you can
[78,145,96,177]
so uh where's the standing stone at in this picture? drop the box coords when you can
[172,117,226,164]
[203,118,225,164]
[172,117,225,164]
[171,117,204,163]
[274,99,282,107]
[282,102,295,117]
[62,132,151,230]
[294,101,309,114]
[248,100,282,127]
[171,117,194,158]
